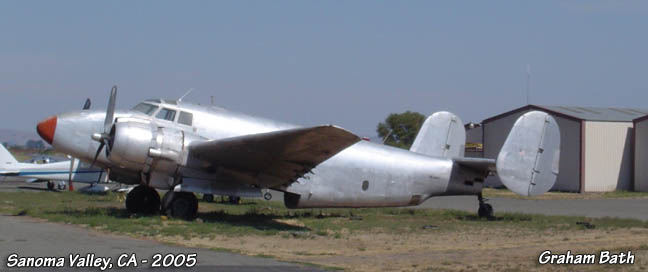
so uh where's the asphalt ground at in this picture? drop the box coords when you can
[0,181,325,272]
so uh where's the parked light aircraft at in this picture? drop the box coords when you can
[0,144,106,190]
[36,86,560,219]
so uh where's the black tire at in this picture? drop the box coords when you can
[229,196,241,205]
[164,192,198,220]
[263,192,272,201]
[47,181,55,191]
[125,185,160,215]
[203,194,214,203]
[478,203,494,218]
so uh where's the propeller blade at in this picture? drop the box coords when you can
[104,85,117,133]
[104,137,112,157]
[83,98,91,110]
[90,141,105,168]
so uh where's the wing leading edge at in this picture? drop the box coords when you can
[189,125,360,188]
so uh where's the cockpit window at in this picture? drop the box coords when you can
[132,103,159,116]
[155,108,177,121]
[178,111,193,126]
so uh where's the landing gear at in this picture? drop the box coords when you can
[203,194,214,203]
[47,181,55,191]
[228,195,241,205]
[162,191,198,220]
[477,193,494,219]
[125,185,161,215]
[263,192,272,201]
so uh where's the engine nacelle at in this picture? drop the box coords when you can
[107,119,205,189]
[109,120,154,170]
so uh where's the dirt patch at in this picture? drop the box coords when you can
[161,224,648,271]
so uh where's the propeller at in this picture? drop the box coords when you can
[83,98,91,110]
[90,85,117,167]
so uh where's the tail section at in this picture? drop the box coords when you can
[496,111,560,196]
[0,144,19,167]
[410,111,465,158]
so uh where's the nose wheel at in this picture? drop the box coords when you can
[477,193,494,219]
[125,185,161,215]
[162,191,198,220]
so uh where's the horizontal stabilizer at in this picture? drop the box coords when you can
[496,111,560,196]
[410,111,465,158]
[454,157,496,172]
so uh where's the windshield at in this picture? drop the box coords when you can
[132,103,159,115]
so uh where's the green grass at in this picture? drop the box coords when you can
[483,188,648,200]
[1,191,647,241]
[602,190,648,198]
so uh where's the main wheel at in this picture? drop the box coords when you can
[228,196,241,205]
[203,194,214,203]
[162,191,198,220]
[478,203,494,218]
[263,192,272,201]
[47,181,55,191]
[125,185,161,215]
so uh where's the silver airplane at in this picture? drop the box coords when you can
[36,86,560,219]
[0,143,106,190]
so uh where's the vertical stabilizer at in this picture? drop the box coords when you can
[496,111,560,196]
[0,144,19,167]
[410,111,465,158]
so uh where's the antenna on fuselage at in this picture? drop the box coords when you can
[178,88,195,102]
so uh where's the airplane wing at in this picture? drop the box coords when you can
[188,125,360,188]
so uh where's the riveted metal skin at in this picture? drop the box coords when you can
[44,101,560,208]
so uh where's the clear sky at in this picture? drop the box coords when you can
[1,1,647,138]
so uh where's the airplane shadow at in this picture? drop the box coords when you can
[17,186,60,192]
[51,207,309,232]
[199,210,308,232]
[454,214,532,222]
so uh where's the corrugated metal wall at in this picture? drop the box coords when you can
[483,110,581,191]
[583,121,633,192]
[635,120,648,192]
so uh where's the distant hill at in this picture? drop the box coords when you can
[0,128,44,147]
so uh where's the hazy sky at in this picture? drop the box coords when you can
[1,1,647,137]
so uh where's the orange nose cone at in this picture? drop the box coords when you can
[37,116,57,144]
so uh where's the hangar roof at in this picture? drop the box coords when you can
[483,105,648,123]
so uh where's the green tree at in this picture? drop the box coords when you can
[377,111,425,149]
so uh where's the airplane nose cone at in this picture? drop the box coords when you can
[37,116,57,144]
